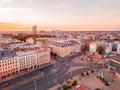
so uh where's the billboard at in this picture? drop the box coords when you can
[89,43,97,53]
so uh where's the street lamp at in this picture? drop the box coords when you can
[55,73,57,85]
[39,67,41,75]
[70,60,72,77]
[54,63,57,84]
[34,80,37,90]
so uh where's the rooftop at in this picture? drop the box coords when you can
[76,84,90,90]
[0,50,16,60]
[50,41,79,47]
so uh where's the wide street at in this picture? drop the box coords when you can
[0,54,107,90]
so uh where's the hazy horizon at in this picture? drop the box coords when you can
[0,0,120,31]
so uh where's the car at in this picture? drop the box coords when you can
[105,83,110,86]
[106,59,109,61]
[67,64,69,67]
[81,58,84,60]
[98,61,103,64]
[2,83,8,87]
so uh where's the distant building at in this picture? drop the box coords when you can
[26,38,35,44]
[32,25,37,34]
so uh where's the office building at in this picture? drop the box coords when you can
[32,25,37,34]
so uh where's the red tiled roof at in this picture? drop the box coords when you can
[76,84,90,90]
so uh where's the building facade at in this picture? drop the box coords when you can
[50,41,81,57]
[0,47,51,79]
[0,57,18,79]
[109,55,120,77]
[112,41,120,54]
[32,25,37,34]
[36,48,51,67]
[16,51,37,73]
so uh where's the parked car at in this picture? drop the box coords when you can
[2,83,8,87]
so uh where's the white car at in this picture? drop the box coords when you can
[67,64,69,67]
[2,83,8,87]
[98,61,103,64]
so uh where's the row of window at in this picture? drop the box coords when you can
[0,62,17,67]
[0,68,17,75]
[0,65,17,70]
[0,59,17,63]
[19,63,35,66]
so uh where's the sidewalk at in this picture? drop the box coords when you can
[100,69,120,90]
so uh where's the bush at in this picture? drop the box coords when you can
[97,76,106,84]
[62,84,68,90]
[91,70,94,73]
[67,80,70,84]
[72,79,78,86]
[86,72,89,76]
[68,83,72,88]
[94,88,101,90]
[81,72,85,77]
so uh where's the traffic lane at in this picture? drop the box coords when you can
[0,64,56,90]
[12,65,69,90]
[13,62,106,89]
[13,65,106,90]
[36,66,106,90]
[13,71,68,90]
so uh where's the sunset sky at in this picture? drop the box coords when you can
[0,0,120,31]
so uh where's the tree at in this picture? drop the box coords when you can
[86,72,89,76]
[91,70,94,73]
[81,72,85,77]
[97,46,105,55]
[62,84,68,90]
[53,53,57,58]
[94,88,101,90]
[72,79,78,86]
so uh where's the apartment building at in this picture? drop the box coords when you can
[36,48,51,67]
[0,47,51,79]
[49,40,81,57]
[16,51,37,73]
[0,52,18,79]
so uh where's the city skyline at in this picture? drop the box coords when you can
[0,0,120,31]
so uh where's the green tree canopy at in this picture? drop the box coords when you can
[97,46,105,55]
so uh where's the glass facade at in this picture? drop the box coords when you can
[112,43,118,52]
[111,61,120,74]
